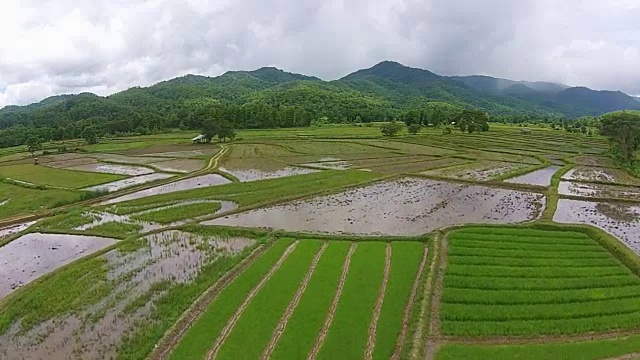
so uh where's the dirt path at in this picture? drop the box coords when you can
[429,234,447,337]
[424,340,441,360]
[206,241,299,360]
[409,234,441,360]
[147,244,266,360]
[391,244,429,360]
[364,243,392,360]
[261,242,329,360]
[306,242,357,360]
[604,353,640,360]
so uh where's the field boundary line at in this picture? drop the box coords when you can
[392,244,429,360]
[409,234,441,360]
[603,352,640,360]
[429,234,447,336]
[307,242,357,360]
[206,241,299,360]
[261,242,329,360]
[147,243,267,360]
[364,243,392,360]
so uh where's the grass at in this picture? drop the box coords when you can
[436,336,640,360]
[440,227,640,336]
[316,242,387,360]
[372,242,424,360]
[88,222,143,238]
[0,163,125,188]
[132,202,222,224]
[269,241,351,360]
[167,238,294,360]
[0,182,81,219]
[215,240,323,359]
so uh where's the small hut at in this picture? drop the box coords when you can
[192,134,206,144]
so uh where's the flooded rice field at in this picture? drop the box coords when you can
[206,178,545,236]
[301,159,352,170]
[554,199,640,253]
[68,163,155,176]
[504,165,561,186]
[421,161,527,181]
[0,221,37,240]
[0,231,256,360]
[149,159,204,173]
[558,181,640,200]
[0,233,117,299]
[220,166,317,182]
[562,166,640,185]
[83,173,174,193]
[92,153,168,165]
[101,174,231,204]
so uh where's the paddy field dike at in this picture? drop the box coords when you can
[1,124,640,360]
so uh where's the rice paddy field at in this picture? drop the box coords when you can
[2,123,640,359]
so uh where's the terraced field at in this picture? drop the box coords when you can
[165,239,426,360]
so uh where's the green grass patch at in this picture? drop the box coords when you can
[132,202,222,224]
[216,240,323,359]
[436,336,640,360]
[87,222,143,238]
[373,242,424,360]
[270,241,350,359]
[0,163,125,188]
[316,242,386,360]
[0,182,81,219]
[167,238,294,360]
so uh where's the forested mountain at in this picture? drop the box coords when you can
[1,60,639,147]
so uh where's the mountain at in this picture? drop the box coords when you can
[1,61,640,147]
[634,96,640,103]
[451,75,568,94]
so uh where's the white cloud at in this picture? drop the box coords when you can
[0,0,639,108]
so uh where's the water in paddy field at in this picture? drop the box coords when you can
[0,233,117,299]
[558,181,640,201]
[555,199,640,253]
[219,166,318,181]
[83,173,174,192]
[0,221,37,239]
[101,174,232,204]
[504,165,561,186]
[0,231,256,360]
[68,163,155,176]
[206,178,545,236]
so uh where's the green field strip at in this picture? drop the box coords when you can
[372,242,424,360]
[444,274,640,291]
[215,240,323,360]
[435,335,640,360]
[447,233,598,245]
[448,255,615,267]
[445,265,628,278]
[441,310,640,336]
[448,248,612,259]
[316,242,387,360]
[269,241,351,360]
[441,285,640,305]
[451,228,592,239]
[166,238,295,360]
[448,240,605,252]
[441,297,640,322]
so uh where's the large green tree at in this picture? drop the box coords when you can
[600,111,640,164]
[25,136,43,156]
[455,109,490,133]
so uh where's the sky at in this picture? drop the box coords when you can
[1,0,640,108]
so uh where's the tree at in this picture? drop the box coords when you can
[381,121,403,137]
[202,119,220,143]
[600,111,640,164]
[454,109,490,133]
[26,136,43,156]
[408,123,422,135]
[82,127,98,144]
[218,122,236,142]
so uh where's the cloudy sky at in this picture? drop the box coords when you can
[1,0,640,108]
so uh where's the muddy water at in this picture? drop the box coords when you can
[554,199,640,253]
[562,166,640,185]
[0,221,37,240]
[301,160,352,170]
[150,159,204,173]
[92,153,168,165]
[68,163,155,176]
[504,166,561,186]
[0,233,116,299]
[101,174,231,204]
[206,178,545,236]
[422,161,526,181]
[220,166,318,181]
[83,173,174,192]
[0,231,255,360]
[558,181,640,200]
